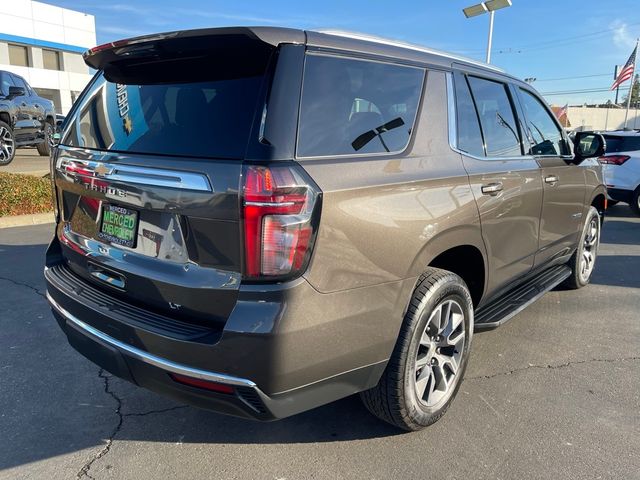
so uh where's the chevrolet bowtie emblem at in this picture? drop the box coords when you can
[94,164,112,177]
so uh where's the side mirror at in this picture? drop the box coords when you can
[8,86,26,98]
[573,132,606,162]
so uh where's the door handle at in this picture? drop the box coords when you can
[544,175,559,184]
[481,182,504,195]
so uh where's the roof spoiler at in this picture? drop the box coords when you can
[83,26,305,71]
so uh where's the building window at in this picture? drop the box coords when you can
[42,49,61,71]
[8,44,30,67]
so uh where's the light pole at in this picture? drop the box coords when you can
[463,0,512,64]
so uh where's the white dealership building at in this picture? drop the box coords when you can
[0,0,96,114]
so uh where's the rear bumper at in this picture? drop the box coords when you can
[45,257,402,420]
[608,188,633,204]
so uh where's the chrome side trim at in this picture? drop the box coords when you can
[446,71,458,150]
[46,291,256,388]
[245,201,295,207]
[56,158,212,192]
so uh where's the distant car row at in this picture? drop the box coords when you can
[0,70,57,165]
[597,130,640,216]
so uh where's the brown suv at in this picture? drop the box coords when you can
[44,27,606,431]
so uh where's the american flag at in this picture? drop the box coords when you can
[611,46,637,90]
[556,103,568,120]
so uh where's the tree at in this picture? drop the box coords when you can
[622,74,640,107]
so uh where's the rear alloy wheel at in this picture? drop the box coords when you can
[563,206,600,289]
[360,268,473,431]
[37,122,53,156]
[413,299,466,408]
[0,121,16,165]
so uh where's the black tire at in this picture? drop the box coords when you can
[630,188,640,216]
[563,206,601,289]
[0,120,16,166]
[360,268,473,431]
[36,122,53,156]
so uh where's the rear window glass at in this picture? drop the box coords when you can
[297,54,424,157]
[454,74,485,156]
[62,73,263,159]
[603,135,640,153]
[467,76,522,157]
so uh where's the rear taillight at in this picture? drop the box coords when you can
[242,164,321,280]
[598,155,630,165]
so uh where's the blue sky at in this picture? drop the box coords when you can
[55,0,640,105]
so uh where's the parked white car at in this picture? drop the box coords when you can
[600,131,640,215]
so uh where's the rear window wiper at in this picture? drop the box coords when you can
[352,117,405,152]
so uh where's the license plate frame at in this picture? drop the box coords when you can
[98,204,139,248]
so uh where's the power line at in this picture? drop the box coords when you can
[534,73,611,82]
[540,87,616,96]
[457,20,640,54]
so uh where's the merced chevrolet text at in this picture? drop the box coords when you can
[44,27,607,431]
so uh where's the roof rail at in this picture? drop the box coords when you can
[314,29,505,73]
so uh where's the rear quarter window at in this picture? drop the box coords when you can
[297,54,424,158]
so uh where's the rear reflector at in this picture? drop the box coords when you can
[169,373,235,394]
[598,155,630,165]
[242,164,320,279]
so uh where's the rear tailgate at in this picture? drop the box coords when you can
[50,28,286,326]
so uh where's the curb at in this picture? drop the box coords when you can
[0,212,55,228]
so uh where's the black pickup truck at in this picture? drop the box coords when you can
[0,70,56,165]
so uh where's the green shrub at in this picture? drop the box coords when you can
[0,172,54,217]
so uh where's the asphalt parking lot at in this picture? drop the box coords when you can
[0,150,50,177]
[0,206,638,480]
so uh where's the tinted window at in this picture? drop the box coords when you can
[0,73,15,97]
[61,73,263,159]
[11,75,28,93]
[518,89,569,155]
[8,44,29,67]
[603,135,640,152]
[43,49,61,71]
[454,74,485,156]
[468,77,521,157]
[298,54,424,157]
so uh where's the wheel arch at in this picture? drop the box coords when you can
[0,110,10,127]
[408,226,488,307]
[587,185,607,219]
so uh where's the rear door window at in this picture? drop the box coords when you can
[454,73,485,156]
[467,76,522,157]
[62,73,264,159]
[297,54,424,157]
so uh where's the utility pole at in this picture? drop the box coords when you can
[486,10,495,63]
[624,38,639,130]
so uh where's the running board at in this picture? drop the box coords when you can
[474,265,571,331]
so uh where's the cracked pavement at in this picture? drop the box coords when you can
[1,206,639,480]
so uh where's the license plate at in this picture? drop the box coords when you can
[98,204,139,248]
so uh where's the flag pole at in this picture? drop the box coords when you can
[623,38,639,129]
